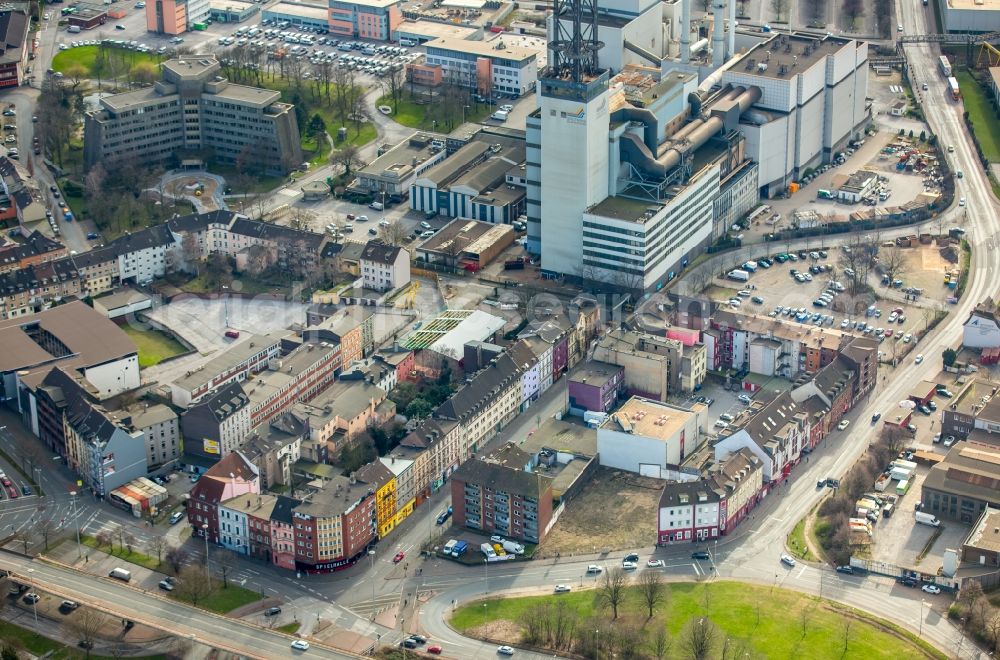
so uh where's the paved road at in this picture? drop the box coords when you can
[0,551,358,659]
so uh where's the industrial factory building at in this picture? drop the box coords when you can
[527,0,869,291]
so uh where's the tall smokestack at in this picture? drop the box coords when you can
[712,0,726,67]
[727,0,736,59]
[681,0,691,63]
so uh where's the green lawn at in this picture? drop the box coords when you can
[172,583,262,614]
[957,70,1000,162]
[119,324,188,368]
[277,622,302,634]
[178,272,291,296]
[376,94,493,131]
[80,535,162,571]
[51,44,162,79]
[451,581,944,660]
[0,619,167,659]
[788,515,819,561]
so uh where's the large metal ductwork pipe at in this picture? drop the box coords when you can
[711,0,726,67]
[681,0,691,64]
[698,52,746,92]
[727,0,736,59]
[618,85,761,178]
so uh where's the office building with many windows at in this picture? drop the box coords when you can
[421,37,539,97]
[327,0,402,40]
[84,56,302,174]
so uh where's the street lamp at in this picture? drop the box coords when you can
[368,549,376,621]
[26,568,37,625]
[70,491,81,559]
[462,105,469,124]
[918,599,926,638]
[484,557,488,596]
[221,285,230,328]
[594,628,600,659]
[202,523,211,586]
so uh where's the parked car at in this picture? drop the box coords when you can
[780,554,796,567]
[835,566,854,574]
[265,606,282,616]
[497,646,515,656]
[898,577,918,587]
[646,559,664,568]
[837,419,850,431]
[921,584,942,595]
[158,579,174,591]
[427,645,443,654]
[290,640,310,650]
[554,585,571,593]
[59,600,79,612]
[169,511,185,525]
[691,551,710,560]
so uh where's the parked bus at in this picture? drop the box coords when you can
[938,55,952,77]
[947,76,960,101]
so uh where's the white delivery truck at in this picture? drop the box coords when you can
[491,110,509,122]
[727,269,750,282]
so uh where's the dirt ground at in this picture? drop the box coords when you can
[540,468,662,556]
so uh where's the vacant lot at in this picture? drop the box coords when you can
[541,468,661,555]
[452,581,943,660]
[121,324,188,368]
[51,45,161,79]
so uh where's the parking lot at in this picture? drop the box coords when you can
[708,242,957,362]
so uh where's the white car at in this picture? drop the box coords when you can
[837,419,850,431]
[497,646,515,656]
[378,219,390,227]
[738,394,752,405]
[959,197,966,207]
[780,554,796,567]
[586,564,603,574]
[646,559,664,568]
[290,640,310,650]
[914,354,924,364]
[622,561,638,570]
[554,584,571,593]
[921,584,942,595]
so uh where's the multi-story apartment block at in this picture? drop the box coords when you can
[269,494,300,570]
[420,37,538,97]
[170,331,283,407]
[64,398,148,498]
[327,0,402,41]
[656,480,722,545]
[355,460,396,538]
[180,381,252,458]
[84,57,301,174]
[120,403,181,469]
[359,240,410,292]
[293,381,392,454]
[218,495,252,555]
[0,9,32,90]
[303,307,372,368]
[292,474,376,573]
[709,447,763,536]
[187,451,260,543]
[0,231,66,274]
[592,329,688,400]
[0,257,81,320]
[713,392,811,483]
[241,414,304,489]
[245,341,340,427]
[568,361,625,414]
[451,446,554,544]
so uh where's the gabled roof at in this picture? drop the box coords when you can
[0,10,28,67]
[354,459,394,489]
[194,381,250,422]
[270,494,301,525]
[229,217,325,249]
[658,478,722,509]
[167,210,239,233]
[360,239,405,265]
[435,350,524,421]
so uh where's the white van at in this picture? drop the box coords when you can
[108,567,132,582]
[491,110,509,122]
[68,25,81,33]
[399,38,416,47]
[369,201,383,211]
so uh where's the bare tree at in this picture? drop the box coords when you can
[63,608,109,658]
[638,570,667,618]
[165,545,190,575]
[649,625,671,660]
[149,536,167,566]
[123,532,136,555]
[799,603,814,638]
[215,551,236,589]
[596,567,629,619]
[680,616,720,660]
[879,246,907,285]
[329,144,362,179]
[842,0,865,27]
[721,636,756,660]
[379,65,406,113]
[380,221,410,247]
[841,617,854,656]
[175,565,214,606]
[95,530,113,552]
[38,519,57,551]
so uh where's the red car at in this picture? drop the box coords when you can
[6,485,18,499]
[392,552,405,563]
[0,476,11,487]
[427,645,442,654]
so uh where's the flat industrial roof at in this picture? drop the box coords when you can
[417,217,514,257]
[424,36,538,62]
[732,33,850,80]
[601,396,694,441]
[395,19,480,41]
[264,2,328,19]
[212,83,282,106]
[210,0,255,10]
[101,87,166,111]
[950,0,1000,8]
[587,195,663,223]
